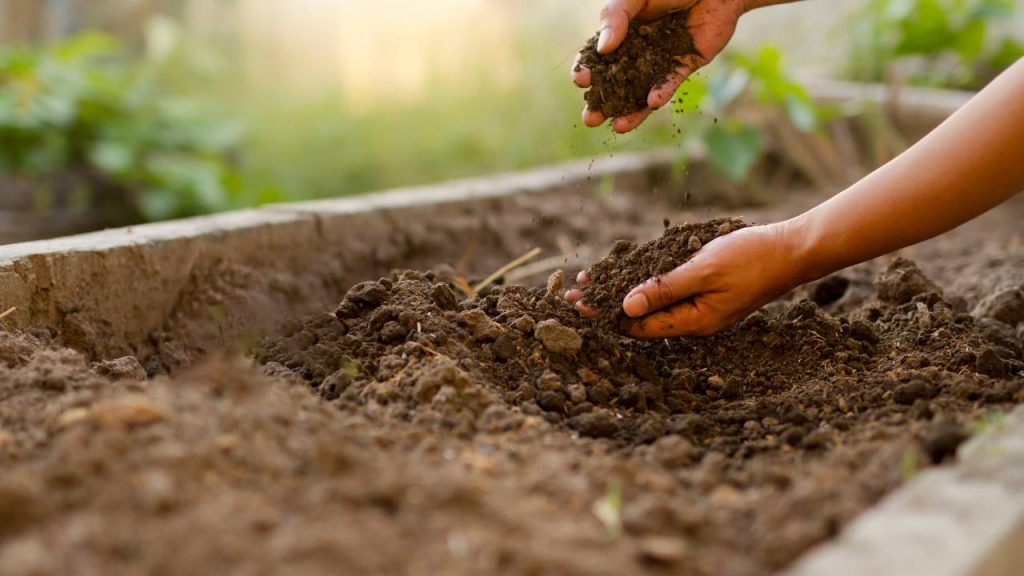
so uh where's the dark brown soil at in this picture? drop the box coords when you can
[578,11,698,117]
[254,220,1023,574]
[582,218,747,330]
[1,205,1023,576]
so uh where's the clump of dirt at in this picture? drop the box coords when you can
[578,11,698,117]
[580,217,746,330]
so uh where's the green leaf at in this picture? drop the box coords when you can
[673,74,707,113]
[706,68,749,111]
[784,94,818,132]
[894,0,954,55]
[705,122,764,182]
[954,19,987,61]
[990,38,1024,70]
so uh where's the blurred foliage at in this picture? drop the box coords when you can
[0,18,264,221]
[846,0,1024,88]
[674,46,822,182]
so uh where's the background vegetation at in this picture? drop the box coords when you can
[0,0,1021,233]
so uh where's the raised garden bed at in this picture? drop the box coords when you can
[0,83,1021,576]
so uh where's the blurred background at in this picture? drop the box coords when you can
[1,0,1022,243]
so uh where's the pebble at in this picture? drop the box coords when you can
[546,270,564,297]
[534,319,583,355]
[459,309,501,341]
[512,315,536,334]
[687,236,702,251]
[88,396,168,431]
[638,536,689,565]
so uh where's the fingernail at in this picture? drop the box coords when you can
[597,28,612,53]
[623,292,649,317]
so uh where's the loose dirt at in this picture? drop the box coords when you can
[1,205,1023,575]
[581,217,747,330]
[578,11,698,118]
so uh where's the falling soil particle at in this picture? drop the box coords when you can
[578,11,699,117]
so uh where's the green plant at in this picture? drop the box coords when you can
[674,45,822,182]
[0,19,265,222]
[846,0,1024,88]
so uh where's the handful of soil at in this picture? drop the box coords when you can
[577,10,698,118]
[581,218,747,330]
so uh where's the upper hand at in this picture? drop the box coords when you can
[572,0,747,133]
[566,222,808,338]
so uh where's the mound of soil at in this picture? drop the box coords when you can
[2,213,1023,576]
[582,218,746,330]
[578,11,698,118]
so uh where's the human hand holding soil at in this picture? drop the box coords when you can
[573,0,792,133]
[570,57,1024,337]
[566,222,810,338]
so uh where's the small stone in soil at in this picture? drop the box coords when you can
[534,320,583,355]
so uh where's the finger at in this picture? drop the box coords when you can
[575,301,597,318]
[576,271,591,285]
[572,55,592,88]
[565,288,585,305]
[598,0,646,53]
[623,259,709,317]
[611,108,652,133]
[582,108,607,128]
[648,65,693,109]
[625,300,715,339]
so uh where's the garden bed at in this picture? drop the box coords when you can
[1,84,1022,575]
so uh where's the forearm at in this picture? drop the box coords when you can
[788,58,1024,282]
[744,0,804,11]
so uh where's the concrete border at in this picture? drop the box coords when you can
[784,406,1024,576]
[0,150,679,362]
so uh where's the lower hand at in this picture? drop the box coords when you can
[566,222,809,338]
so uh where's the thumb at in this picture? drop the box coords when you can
[597,0,647,53]
[622,259,709,318]
[625,300,714,339]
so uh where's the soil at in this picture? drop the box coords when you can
[578,11,698,118]
[581,217,747,330]
[1,198,1023,575]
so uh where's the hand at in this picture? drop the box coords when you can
[572,0,748,133]
[566,222,810,338]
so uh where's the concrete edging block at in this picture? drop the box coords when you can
[784,405,1024,576]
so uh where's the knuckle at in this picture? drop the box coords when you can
[652,278,677,306]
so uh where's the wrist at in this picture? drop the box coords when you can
[779,212,832,286]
